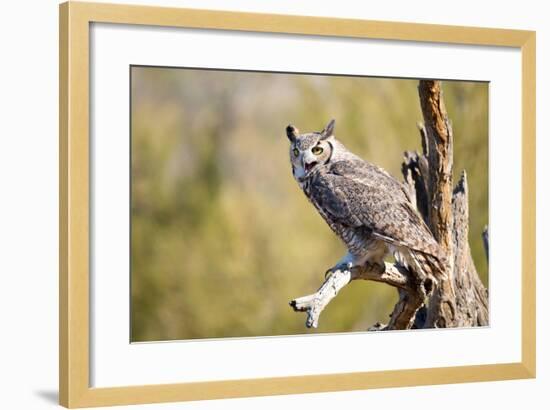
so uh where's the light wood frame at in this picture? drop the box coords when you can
[59,1,536,407]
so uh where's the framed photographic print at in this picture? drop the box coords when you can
[59,1,536,407]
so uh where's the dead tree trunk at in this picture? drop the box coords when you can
[290,80,488,330]
[414,80,488,327]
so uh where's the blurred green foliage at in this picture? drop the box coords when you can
[131,67,488,342]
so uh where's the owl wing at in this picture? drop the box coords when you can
[309,162,440,258]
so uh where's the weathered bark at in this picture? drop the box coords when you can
[450,172,489,326]
[417,80,488,328]
[290,80,488,330]
[418,80,457,327]
[290,261,419,329]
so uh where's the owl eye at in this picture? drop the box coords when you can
[293,148,299,157]
[312,146,324,155]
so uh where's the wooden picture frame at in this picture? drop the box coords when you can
[59,1,536,407]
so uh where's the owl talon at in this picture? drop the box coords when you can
[325,262,353,280]
[365,262,385,275]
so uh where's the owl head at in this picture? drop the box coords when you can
[286,119,336,181]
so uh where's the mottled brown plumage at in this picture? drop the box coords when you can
[287,120,445,289]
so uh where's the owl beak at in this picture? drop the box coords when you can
[304,161,318,173]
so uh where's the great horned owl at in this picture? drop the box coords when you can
[286,119,445,292]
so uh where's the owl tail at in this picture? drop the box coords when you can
[395,247,448,288]
[416,251,448,280]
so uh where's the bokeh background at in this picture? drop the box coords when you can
[131,66,488,342]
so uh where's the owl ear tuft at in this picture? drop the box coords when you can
[286,124,299,142]
[320,119,335,139]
